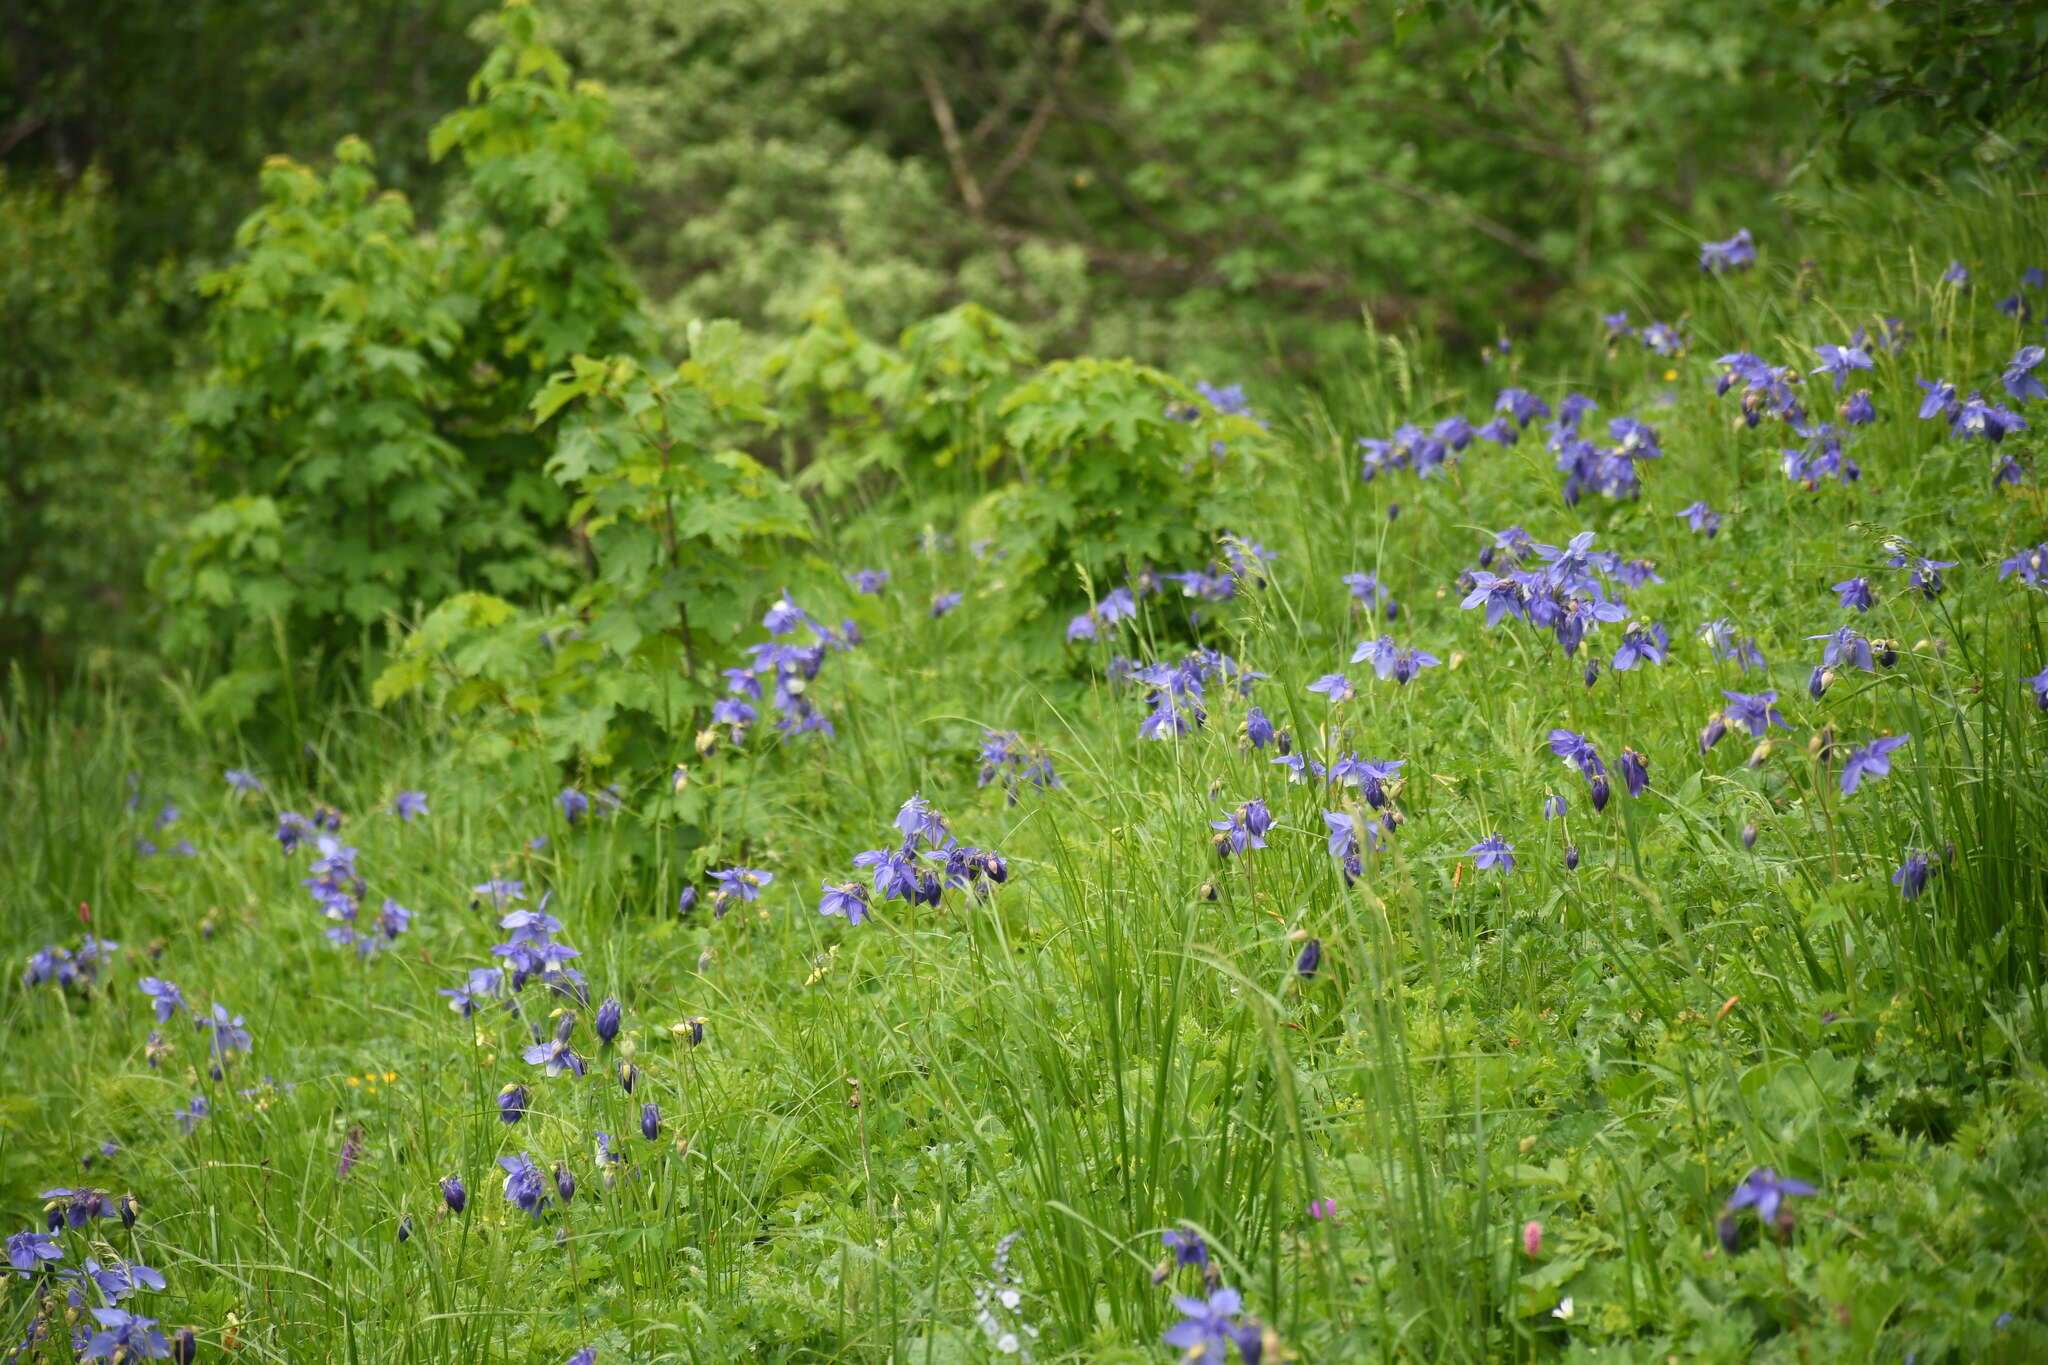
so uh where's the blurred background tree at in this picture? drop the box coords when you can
[2,0,2042,671]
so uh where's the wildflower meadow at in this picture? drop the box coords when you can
[6,4,2048,1362]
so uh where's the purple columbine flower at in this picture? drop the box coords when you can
[498,1154,549,1218]
[81,1308,170,1361]
[1295,938,1322,978]
[819,880,871,925]
[1618,749,1649,798]
[1840,390,1876,425]
[1209,799,1273,858]
[393,790,428,820]
[1162,1286,1244,1358]
[594,998,622,1045]
[7,1228,62,1271]
[1306,672,1354,704]
[1892,850,1933,900]
[137,977,185,1024]
[567,1350,597,1365]
[552,1163,576,1205]
[1671,499,1720,536]
[2029,665,2048,711]
[1699,228,1756,273]
[1721,691,1789,738]
[198,1004,251,1066]
[558,788,590,825]
[930,591,963,618]
[1547,728,1605,777]
[2002,345,2046,404]
[1725,1167,1817,1229]
[440,1175,467,1214]
[1840,734,1911,795]
[846,568,890,594]
[641,1102,661,1142]
[1832,577,1877,612]
[1811,343,1873,391]
[1611,621,1670,671]
[1467,836,1515,872]
[497,1083,530,1124]
[224,768,265,793]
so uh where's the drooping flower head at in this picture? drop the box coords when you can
[1839,735,1910,795]
[1467,836,1516,872]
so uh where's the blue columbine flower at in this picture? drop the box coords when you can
[2029,665,2048,710]
[1721,691,1789,738]
[1840,390,1876,425]
[1547,728,1605,777]
[1612,620,1670,671]
[846,568,889,594]
[1467,836,1515,872]
[1162,1286,1244,1361]
[1832,577,1877,612]
[441,1175,467,1214]
[1619,748,1649,798]
[820,881,871,925]
[558,789,590,825]
[1808,626,1876,671]
[1811,343,1873,391]
[1892,850,1933,900]
[224,769,265,794]
[137,977,185,1024]
[497,1083,530,1124]
[594,998,621,1045]
[498,1154,549,1218]
[198,1004,251,1067]
[1295,939,1322,978]
[172,1096,210,1135]
[1209,799,1273,858]
[392,790,427,820]
[641,1102,661,1142]
[708,867,773,917]
[1306,673,1354,703]
[7,1228,62,1271]
[1840,734,1910,795]
[1699,229,1755,273]
[1725,1167,1816,1229]
[2002,345,2046,403]
[930,591,963,618]
[81,1308,170,1361]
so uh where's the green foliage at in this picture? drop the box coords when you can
[378,331,808,768]
[0,170,181,669]
[155,2,650,707]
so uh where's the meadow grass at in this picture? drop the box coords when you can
[5,178,2048,1363]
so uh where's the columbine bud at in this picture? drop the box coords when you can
[118,1193,140,1229]
[397,1216,413,1243]
[1198,882,1219,901]
[594,998,622,1046]
[641,1103,661,1142]
[983,853,1009,884]
[440,1175,467,1214]
[1589,776,1611,813]
[1699,715,1728,753]
[1295,939,1322,979]
[1741,823,1758,850]
[171,1328,198,1364]
[1564,846,1580,871]
[553,1164,576,1206]
[1716,1213,1742,1255]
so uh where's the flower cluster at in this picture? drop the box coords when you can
[820,794,1008,925]
[704,590,861,751]
[975,731,1061,804]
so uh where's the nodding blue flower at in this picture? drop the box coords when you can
[1916,376,1961,423]
[1671,501,1720,540]
[1600,310,1633,342]
[1618,749,1649,798]
[1699,228,1755,273]
[1495,388,1550,427]
[930,591,963,618]
[594,998,622,1046]
[1999,542,2048,588]
[557,789,590,825]
[708,867,772,917]
[1242,707,1276,751]
[1542,793,1567,820]
[1892,850,1933,900]
[1700,714,1729,752]
[1160,1227,1209,1273]
[2000,292,2034,320]
[617,1061,639,1094]
[472,878,525,910]
[2002,345,2047,403]
[1351,635,1438,683]
[552,1163,576,1205]
[81,1308,170,1361]
[275,811,314,853]
[1811,343,1873,391]
[893,794,950,846]
[762,592,807,637]
[1305,673,1354,704]
[1295,939,1322,978]
[498,1154,549,1218]
[198,1004,251,1066]
[497,1084,530,1124]
[846,568,890,595]
[1329,755,1404,808]
[1467,836,1515,872]
[440,1175,467,1214]
[1475,416,1519,445]
[2029,665,2048,710]
[1941,260,1969,287]
[1611,621,1670,671]
[1564,846,1580,870]
[172,1096,210,1135]
[224,768,265,794]
[1721,691,1790,738]
[1459,571,1529,628]
[2028,267,2047,289]
[1886,549,1957,600]
[1724,1167,1816,1230]
[1808,626,1876,671]
[819,881,871,925]
[1831,577,1877,612]
[1209,799,1273,858]
[567,1350,597,1365]
[1840,390,1876,425]
[641,1102,661,1142]
[1642,320,1684,356]
[1952,390,2028,442]
[137,977,185,1024]
[7,1228,62,1271]
[1547,729,1606,778]
[39,1187,117,1230]
[1162,1285,1245,1358]
[1840,734,1910,795]
[1588,775,1612,811]
[1322,810,1380,865]
[392,790,428,820]
[1741,822,1759,850]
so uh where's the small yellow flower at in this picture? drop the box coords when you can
[345,1076,361,1088]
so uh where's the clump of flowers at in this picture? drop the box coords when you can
[976,731,1061,803]
[704,590,861,751]
[821,794,1008,924]
[21,936,119,995]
